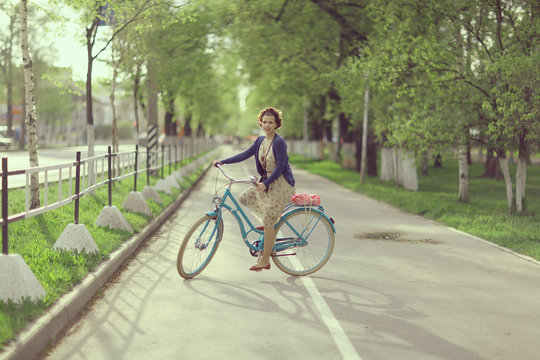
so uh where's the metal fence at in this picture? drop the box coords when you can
[1,138,216,255]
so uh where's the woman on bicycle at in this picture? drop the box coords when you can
[213,107,295,271]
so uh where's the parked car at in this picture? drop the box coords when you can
[0,126,14,148]
[0,136,13,148]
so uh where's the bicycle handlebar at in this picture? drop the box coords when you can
[215,163,258,186]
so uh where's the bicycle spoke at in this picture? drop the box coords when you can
[273,209,334,276]
[177,215,223,278]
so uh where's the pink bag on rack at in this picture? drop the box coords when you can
[291,193,321,206]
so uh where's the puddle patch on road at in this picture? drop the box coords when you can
[354,231,442,244]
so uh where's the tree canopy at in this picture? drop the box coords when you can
[3,0,538,212]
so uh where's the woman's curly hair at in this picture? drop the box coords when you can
[257,107,283,129]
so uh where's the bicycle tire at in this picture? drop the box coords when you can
[272,208,335,276]
[177,214,223,279]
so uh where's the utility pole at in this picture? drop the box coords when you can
[360,83,369,183]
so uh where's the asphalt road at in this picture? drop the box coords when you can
[43,149,540,360]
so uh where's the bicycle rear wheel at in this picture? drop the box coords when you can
[177,214,223,279]
[272,208,335,276]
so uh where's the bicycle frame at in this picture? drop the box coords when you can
[205,166,336,256]
[206,186,264,253]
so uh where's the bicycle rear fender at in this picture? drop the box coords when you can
[280,206,336,233]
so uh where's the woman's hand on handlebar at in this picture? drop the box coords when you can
[213,160,222,167]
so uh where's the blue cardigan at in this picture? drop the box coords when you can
[221,134,295,188]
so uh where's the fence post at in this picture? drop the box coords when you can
[180,142,183,167]
[74,151,81,225]
[108,146,112,207]
[174,145,178,171]
[134,145,139,192]
[168,145,172,175]
[2,157,8,255]
[146,146,150,186]
[161,144,165,179]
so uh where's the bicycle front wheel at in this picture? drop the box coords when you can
[177,214,223,279]
[273,208,335,276]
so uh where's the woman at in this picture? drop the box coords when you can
[213,107,295,271]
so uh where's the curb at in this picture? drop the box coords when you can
[446,226,540,266]
[0,164,213,360]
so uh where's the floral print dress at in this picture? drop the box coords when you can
[238,143,295,227]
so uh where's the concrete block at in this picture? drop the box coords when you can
[0,254,46,303]
[142,186,162,204]
[174,169,184,182]
[184,163,195,175]
[154,179,173,195]
[122,191,152,216]
[53,224,99,254]
[95,206,133,233]
[165,175,180,189]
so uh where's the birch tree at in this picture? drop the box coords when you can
[345,0,537,211]
[19,0,39,208]
[451,0,539,212]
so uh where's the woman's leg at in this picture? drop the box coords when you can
[258,226,276,266]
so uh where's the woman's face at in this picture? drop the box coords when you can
[261,115,277,134]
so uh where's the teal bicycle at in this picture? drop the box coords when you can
[177,164,336,278]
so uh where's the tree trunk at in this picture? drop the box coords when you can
[458,145,469,202]
[353,123,362,172]
[367,137,377,177]
[146,60,159,130]
[515,132,528,212]
[110,64,119,153]
[434,154,442,167]
[0,5,16,138]
[421,151,429,175]
[19,0,40,208]
[394,148,399,194]
[336,112,352,162]
[164,95,176,136]
[18,73,26,150]
[6,70,14,138]
[483,148,501,179]
[516,157,526,212]
[86,17,99,193]
[303,105,308,161]
[498,155,514,211]
[133,63,141,134]
[184,113,192,137]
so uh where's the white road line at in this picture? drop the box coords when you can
[300,275,362,360]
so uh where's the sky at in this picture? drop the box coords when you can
[38,1,113,81]
[1,0,112,81]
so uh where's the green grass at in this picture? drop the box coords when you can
[0,159,207,350]
[290,154,540,259]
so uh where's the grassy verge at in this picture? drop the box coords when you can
[290,154,540,260]
[0,160,207,350]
